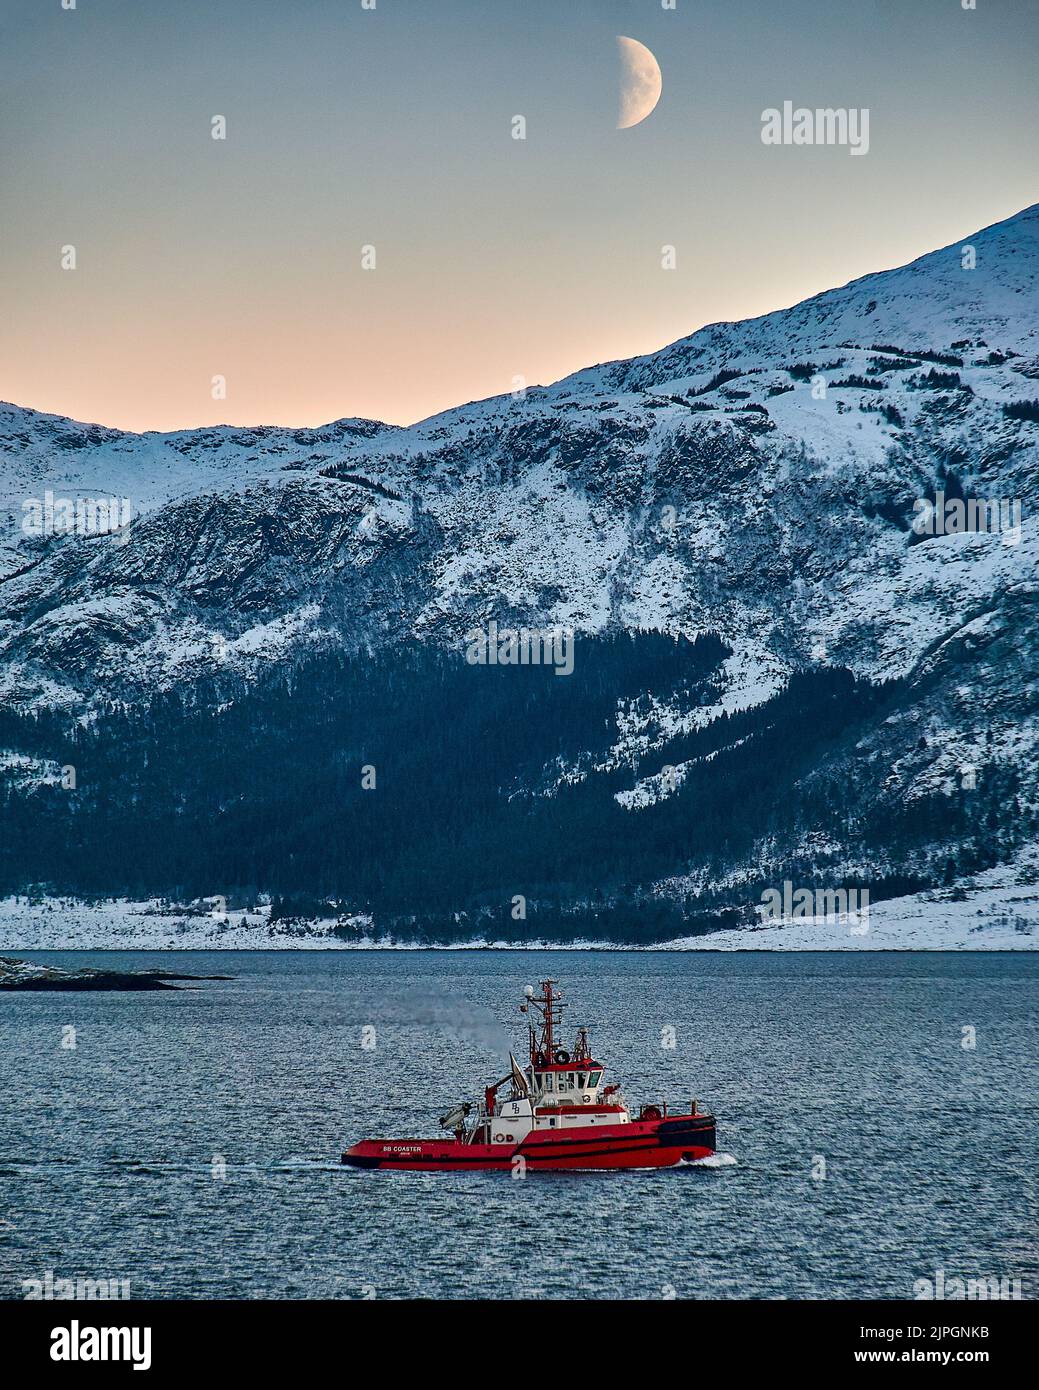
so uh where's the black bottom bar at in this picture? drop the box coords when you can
[0,1298,1028,1375]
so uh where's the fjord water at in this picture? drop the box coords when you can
[1,951,1035,1301]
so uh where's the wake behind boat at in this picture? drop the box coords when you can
[341,980,716,1171]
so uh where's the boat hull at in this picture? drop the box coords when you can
[342,1112,716,1171]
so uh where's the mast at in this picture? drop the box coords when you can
[520,980,563,1065]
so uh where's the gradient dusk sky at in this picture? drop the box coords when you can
[1,0,1037,432]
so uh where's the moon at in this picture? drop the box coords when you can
[616,36,662,129]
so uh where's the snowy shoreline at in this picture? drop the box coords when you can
[1,857,1036,952]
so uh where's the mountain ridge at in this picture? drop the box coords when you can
[1,202,1037,939]
[6,201,1036,441]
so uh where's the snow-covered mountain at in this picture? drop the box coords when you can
[1,203,1037,938]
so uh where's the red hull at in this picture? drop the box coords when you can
[342,1112,716,1171]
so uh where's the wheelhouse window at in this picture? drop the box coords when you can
[587,1070,602,1088]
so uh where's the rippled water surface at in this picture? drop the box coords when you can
[1,950,1036,1300]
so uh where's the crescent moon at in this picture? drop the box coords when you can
[616,36,662,130]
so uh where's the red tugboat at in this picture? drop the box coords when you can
[342,980,716,1171]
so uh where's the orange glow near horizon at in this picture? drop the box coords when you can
[6,200,1034,436]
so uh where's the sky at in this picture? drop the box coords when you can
[1,0,1037,433]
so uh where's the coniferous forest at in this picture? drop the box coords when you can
[0,630,1024,943]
